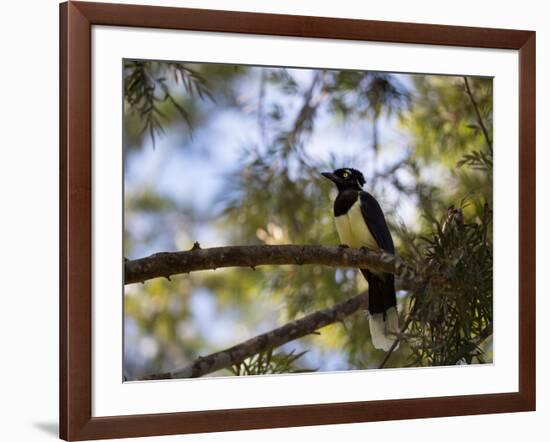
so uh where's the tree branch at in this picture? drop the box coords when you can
[377,315,413,369]
[141,290,369,380]
[463,76,492,152]
[125,244,402,285]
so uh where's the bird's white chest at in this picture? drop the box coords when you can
[334,201,378,250]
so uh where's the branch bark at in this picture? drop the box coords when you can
[141,290,369,380]
[125,244,400,285]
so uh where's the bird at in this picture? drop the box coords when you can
[321,167,399,351]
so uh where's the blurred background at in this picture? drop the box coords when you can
[123,60,493,380]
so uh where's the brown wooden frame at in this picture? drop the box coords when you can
[60,1,536,440]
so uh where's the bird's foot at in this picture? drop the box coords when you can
[338,244,350,249]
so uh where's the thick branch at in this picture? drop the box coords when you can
[125,244,398,285]
[141,291,369,380]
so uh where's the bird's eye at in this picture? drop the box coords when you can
[342,172,349,178]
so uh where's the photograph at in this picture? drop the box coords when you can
[122,59,494,381]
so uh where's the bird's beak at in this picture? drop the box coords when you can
[321,172,339,183]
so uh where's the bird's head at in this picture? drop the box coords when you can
[321,168,366,191]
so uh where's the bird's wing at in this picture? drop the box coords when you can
[359,191,395,254]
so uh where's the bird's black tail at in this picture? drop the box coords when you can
[361,269,399,351]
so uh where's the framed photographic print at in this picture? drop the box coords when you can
[60,1,536,440]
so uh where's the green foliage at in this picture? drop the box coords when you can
[404,204,493,366]
[457,148,493,174]
[403,76,492,163]
[228,348,315,376]
[124,60,213,146]
[325,70,410,119]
